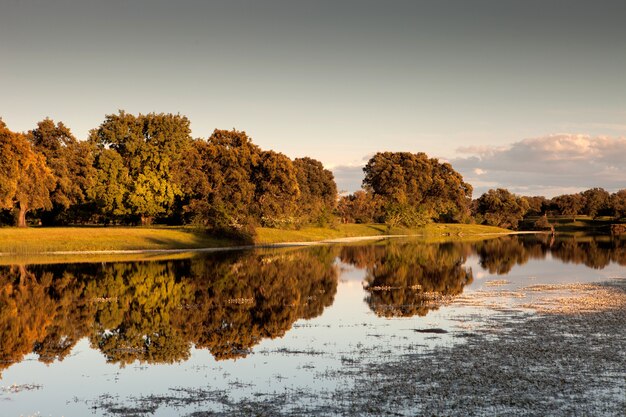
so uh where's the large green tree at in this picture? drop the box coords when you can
[0,120,56,227]
[89,111,192,224]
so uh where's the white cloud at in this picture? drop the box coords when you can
[453,134,626,197]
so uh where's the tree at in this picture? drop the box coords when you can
[336,190,383,224]
[89,111,192,224]
[610,190,626,219]
[28,119,95,224]
[0,120,56,227]
[581,188,610,218]
[253,150,300,227]
[178,130,261,231]
[476,188,529,230]
[522,196,546,216]
[362,152,472,225]
[551,193,584,221]
[293,157,337,225]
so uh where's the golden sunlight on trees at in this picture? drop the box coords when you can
[1,113,625,230]
[0,120,55,227]
[89,111,192,225]
[362,152,472,227]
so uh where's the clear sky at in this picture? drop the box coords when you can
[1,0,625,197]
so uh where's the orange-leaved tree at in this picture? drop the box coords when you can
[0,120,55,227]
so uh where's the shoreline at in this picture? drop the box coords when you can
[0,231,545,258]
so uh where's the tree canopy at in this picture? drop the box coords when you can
[0,120,55,227]
[362,152,472,226]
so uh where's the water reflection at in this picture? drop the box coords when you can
[1,235,625,373]
[341,242,473,317]
[0,247,338,374]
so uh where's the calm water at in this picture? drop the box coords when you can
[1,235,625,416]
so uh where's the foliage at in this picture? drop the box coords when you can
[362,152,472,224]
[610,189,626,219]
[336,190,383,224]
[89,111,192,224]
[581,188,610,218]
[476,188,529,230]
[253,150,300,227]
[0,120,56,226]
[293,157,338,226]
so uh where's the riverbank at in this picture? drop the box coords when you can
[0,223,510,256]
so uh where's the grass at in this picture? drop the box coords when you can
[255,223,510,244]
[0,226,232,254]
[0,223,512,265]
[521,215,617,233]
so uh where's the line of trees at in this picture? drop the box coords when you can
[2,112,624,232]
[0,113,338,235]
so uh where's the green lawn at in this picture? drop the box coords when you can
[0,223,511,257]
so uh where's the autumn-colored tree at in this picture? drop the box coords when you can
[89,111,192,224]
[476,188,529,230]
[362,152,472,226]
[336,190,383,224]
[0,120,56,227]
[293,157,338,225]
[28,119,96,224]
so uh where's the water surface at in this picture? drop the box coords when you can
[1,234,625,416]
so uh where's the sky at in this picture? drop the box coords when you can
[1,0,625,197]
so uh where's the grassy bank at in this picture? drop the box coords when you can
[0,226,231,254]
[0,223,511,256]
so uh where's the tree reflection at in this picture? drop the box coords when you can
[0,246,338,374]
[1,236,625,373]
[341,241,474,317]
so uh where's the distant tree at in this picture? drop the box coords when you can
[293,157,337,225]
[476,188,529,230]
[522,196,546,216]
[0,120,56,227]
[253,150,300,227]
[89,111,192,224]
[362,152,472,226]
[551,193,584,221]
[609,190,626,219]
[28,119,95,224]
[336,190,382,224]
[581,188,610,218]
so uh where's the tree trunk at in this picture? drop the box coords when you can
[140,215,153,226]
[17,202,28,227]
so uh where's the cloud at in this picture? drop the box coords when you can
[452,134,626,197]
[331,165,365,194]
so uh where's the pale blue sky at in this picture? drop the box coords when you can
[1,0,625,196]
